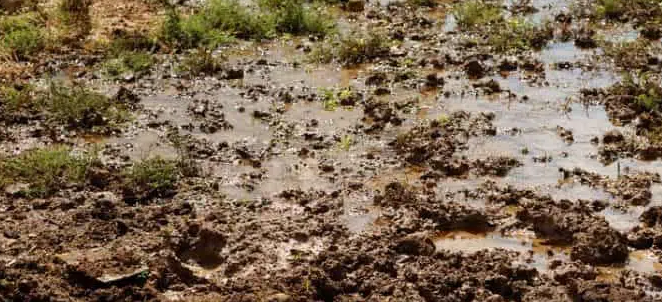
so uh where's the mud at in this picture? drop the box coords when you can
[2,0,662,301]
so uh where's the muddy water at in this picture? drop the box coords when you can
[108,2,662,289]
[434,231,662,277]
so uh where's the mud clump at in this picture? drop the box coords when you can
[390,111,497,176]
[517,200,629,265]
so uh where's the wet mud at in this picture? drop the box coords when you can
[2,0,662,301]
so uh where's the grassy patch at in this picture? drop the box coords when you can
[121,157,181,202]
[56,0,92,39]
[45,83,131,130]
[451,1,552,53]
[591,0,662,25]
[102,51,155,78]
[0,146,94,198]
[452,0,502,29]
[407,0,436,7]
[0,84,40,122]
[177,48,225,76]
[595,0,626,19]
[0,82,131,130]
[265,0,334,36]
[600,39,652,69]
[310,30,390,65]
[0,13,45,60]
[610,72,662,111]
[488,18,553,52]
[159,0,333,49]
[321,88,339,111]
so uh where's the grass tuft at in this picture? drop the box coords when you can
[452,0,502,29]
[0,13,45,60]
[159,0,334,49]
[177,48,226,76]
[488,18,553,53]
[310,30,390,65]
[122,157,181,202]
[102,51,155,78]
[45,83,131,130]
[57,0,92,39]
[0,146,94,198]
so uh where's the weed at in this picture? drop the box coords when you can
[269,0,334,37]
[57,0,92,38]
[600,39,652,69]
[0,13,45,60]
[407,0,436,7]
[453,0,502,29]
[45,83,131,130]
[591,0,662,25]
[177,48,225,76]
[337,31,389,65]
[0,84,40,122]
[487,18,553,53]
[623,72,662,111]
[108,32,157,54]
[339,135,353,151]
[437,114,450,126]
[0,146,93,198]
[310,30,389,65]
[160,0,333,49]
[102,51,155,78]
[595,0,626,19]
[160,0,271,48]
[122,157,181,201]
[321,88,339,111]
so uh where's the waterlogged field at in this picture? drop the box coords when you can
[1,0,662,300]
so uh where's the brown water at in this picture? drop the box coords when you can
[434,231,662,278]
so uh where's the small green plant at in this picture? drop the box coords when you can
[320,88,338,111]
[0,146,94,198]
[269,0,334,37]
[0,13,45,60]
[595,0,625,19]
[159,0,271,48]
[57,0,92,38]
[45,83,131,130]
[437,114,450,126]
[102,51,155,78]
[0,84,40,122]
[108,32,157,53]
[122,157,180,202]
[453,0,502,29]
[407,0,436,7]
[339,135,353,151]
[310,30,389,65]
[600,39,652,69]
[488,18,553,53]
[177,48,226,76]
[337,31,389,65]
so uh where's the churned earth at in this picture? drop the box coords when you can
[1,0,662,301]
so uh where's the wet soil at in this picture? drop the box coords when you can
[2,0,662,301]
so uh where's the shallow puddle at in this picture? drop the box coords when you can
[435,231,662,276]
